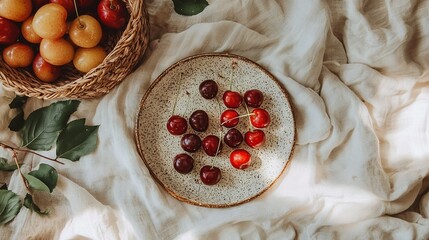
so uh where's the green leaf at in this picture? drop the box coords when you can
[20,100,80,151]
[0,190,22,225]
[24,174,50,193]
[23,194,48,215]
[0,158,19,171]
[56,118,99,162]
[9,95,28,109]
[173,0,209,16]
[8,110,25,132]
[28,164,57,193]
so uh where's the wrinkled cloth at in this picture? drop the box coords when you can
[1,0,429,239]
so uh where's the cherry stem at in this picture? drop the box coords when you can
[73,0,84,28]
[210,98,223,169]
[211,130,223,169]
[243,103,254,131]
[228,60,238,91]
[228,63,235,91]
[220,113,255,127]
[171,72,184,116]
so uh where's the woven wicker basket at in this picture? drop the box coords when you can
[0,0,150,99]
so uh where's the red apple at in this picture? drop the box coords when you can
[97,0,129,29]
[0,17,20,45]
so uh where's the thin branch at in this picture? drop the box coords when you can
[0,142,64,165]
[11,147,30,191]
[16,148,64,165]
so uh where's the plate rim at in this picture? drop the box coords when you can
[134,52,296,208]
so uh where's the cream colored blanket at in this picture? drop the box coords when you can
[1,0,429,239]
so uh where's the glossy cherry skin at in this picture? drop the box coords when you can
[200,165,221,185]
[224,128,243,148]
[189,110,209,132]
[97,0,129,29]
[223,90,242,108]
[199,79,218,99]
[167,115,187,135]
[230,149,251,169]
[173,153,194,174]
[0,17,20,45]
[220,109,239,128]
[180,133,201,153]
[202,135,221,156]
[250,108,270,128]
[244,89,264,108]
[244,129,265,148]
[32,53,62,82]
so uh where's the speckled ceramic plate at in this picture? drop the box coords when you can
[135,53,295,208]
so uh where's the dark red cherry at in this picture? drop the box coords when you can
[167,115,188,135]
[220,109,239,128]
[230,149,251,169]
[244,89,264,108]
[223,90,242,108]
[202,135,221,156]
[173,153,194,174]
[250,108,270,128]
[244,129,265,148]
[180,133,201,153]
[200,165,221,185]
[189,110,209,132]
[224,128,243,148]
[199,79,218,99]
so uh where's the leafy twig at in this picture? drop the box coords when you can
[0,143,30,191]
[0,143,64,165]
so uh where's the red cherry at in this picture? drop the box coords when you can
[0,17,20,45]
[202,135,221,156]
[250,108,270,128]
[180,133,201,153]
[97,0,129,29]
[223,128,243,148]
[173,153,194,174]
[189,110,209,132]
[199,79,218,99]
[166,115,187,135]
[200,165,221,185]
[244,129,265,148]
[220,109,239,128]
[244,89,264,108]
[229,149,251,169]
[223,90,242,108]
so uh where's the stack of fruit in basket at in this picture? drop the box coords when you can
[0,0,129,83]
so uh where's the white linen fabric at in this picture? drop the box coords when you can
[1,0,429,239]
